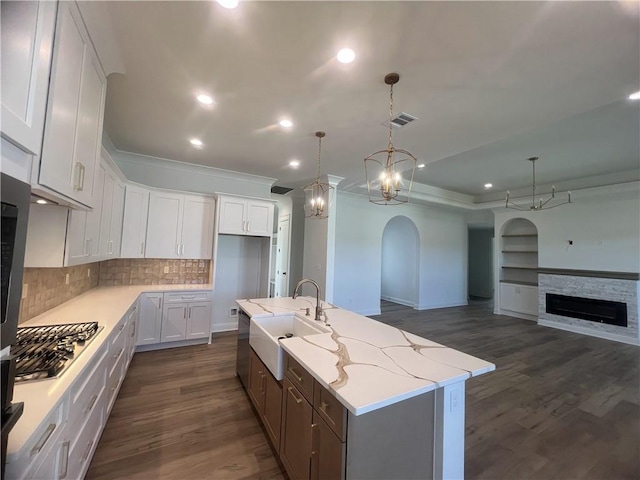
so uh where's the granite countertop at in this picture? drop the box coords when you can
[8,284,212,460]
[237,296,495,415]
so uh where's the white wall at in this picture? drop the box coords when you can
[212,234,270,331]
[381,216,419,307]
[468,228,494,299]
[333,192,468,316]
[493,183,640,273]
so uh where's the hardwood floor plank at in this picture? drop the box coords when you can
[87,301,640,479]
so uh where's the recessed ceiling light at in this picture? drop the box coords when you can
[629,91,640,100]
[279,119,293,128]
[289,160,300,168]
[196,94,213,105]
[217,0,238,9]
[417,163,425,168]
[36,199,48,205]
[484,183,493,189]
[337,48,355,64]
[190,138,203,147]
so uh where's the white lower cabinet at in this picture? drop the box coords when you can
[500,283,538,317]
[138,291,212,346]
[137,293,163,346]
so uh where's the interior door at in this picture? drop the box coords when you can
[276,215,291,297]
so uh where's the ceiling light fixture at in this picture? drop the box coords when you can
[484,183,493,189]
[36,199,48,205]
[364,73,417,205]
[337,48,355,64]
[629,91,640,100]
[289,160,300,168]
[417,163,425,169]
[304,131,334,219]
[505,157,571,211]
[217,0,238,9]
[190,138,203,147]
[279,119,293,128]
[196,94,214,105]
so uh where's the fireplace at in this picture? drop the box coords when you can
[546,293,627,327]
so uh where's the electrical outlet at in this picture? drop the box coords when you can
[65,273,70,285]
[229,307,238,317]
[22,284,28,299]
[164,266,170,273]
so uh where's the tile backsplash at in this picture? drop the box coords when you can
[19,259,211,323]
[20,263,100,324]
[99,259,210,286]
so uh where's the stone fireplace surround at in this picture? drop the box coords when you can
[538,268,639,346]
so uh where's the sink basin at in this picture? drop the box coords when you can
[250,314,329,380]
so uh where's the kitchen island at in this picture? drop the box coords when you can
[237,296,495,480]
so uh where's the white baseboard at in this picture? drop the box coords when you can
[212,321,238,333]
[497,308,537,322]
[135,337,208,353]
[358,308,382,317]
[380,295,416,308]
[538,319,640,346]
[416,301,468,311]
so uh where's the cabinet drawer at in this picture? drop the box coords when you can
[164,291,211,303]
[106,347,126,414]
[66,394,103,480]
[108,321,128,378]
[285,353,314,403]
[68,343,107,431]
[314,383,347,442]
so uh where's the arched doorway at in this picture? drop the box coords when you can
[381,216,419,308]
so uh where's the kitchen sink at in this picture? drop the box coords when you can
[250,314,330,380]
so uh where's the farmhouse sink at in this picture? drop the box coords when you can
[250,314,330,380]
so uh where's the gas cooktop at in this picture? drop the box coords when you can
[13,322,102,383]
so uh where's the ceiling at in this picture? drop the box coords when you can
[100,1,640,201]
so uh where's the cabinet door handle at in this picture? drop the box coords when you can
[81,439,94,463]
[131,321,136,338]
[287,367,303,383]
[311,423,318,456]
[58,440,70,479]
[30,423,56,456]
[176,244,179,255]
[180,243,185,255]
[287,386,303,404]
[247,221,250,232]
[140,241,145,255]
[85,394,98,413]
[159,297,163,310]
[73,162,82,190]
[188,306,191,318]
[79,163,85,191]
[85,239,90,256]
[184,307,187,319]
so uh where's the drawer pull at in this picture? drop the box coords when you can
[114,348,123,359]
[181,295,196,299]
[81,439,94,463]
[118,323,125,332]
[287,386,303,404]
[30,423,56,456]
[58,440,70,479]
[288,367,303,383]
[320,401,329,413]
[85,394,98,413]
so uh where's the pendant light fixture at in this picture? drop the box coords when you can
[364,73,417,205]
[304,131,334,219]
[505,156,571,211]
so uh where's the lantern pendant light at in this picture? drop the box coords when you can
[364,73,417,205]
[304,131,334,219]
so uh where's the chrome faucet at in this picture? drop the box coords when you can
[293,279,323,322]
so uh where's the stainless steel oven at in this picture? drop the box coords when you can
[1,172,30,477]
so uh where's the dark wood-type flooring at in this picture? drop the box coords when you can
[87,300,640,479]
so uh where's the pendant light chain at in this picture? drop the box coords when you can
[317,133,322,180]
[387,82,394,151]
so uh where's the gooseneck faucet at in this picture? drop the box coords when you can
[293,279,323,322]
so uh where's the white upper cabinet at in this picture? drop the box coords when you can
[38,1,106,208]
[146,192,214,259]
[121,185,150,258]
[217,195,274,237]
[0,1,56,156]
[97,161,125,260]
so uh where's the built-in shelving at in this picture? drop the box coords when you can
[499,280,538,286]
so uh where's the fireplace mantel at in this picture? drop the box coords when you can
[537,268,639,281]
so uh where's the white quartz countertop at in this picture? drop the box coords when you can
[237,297,495,415]
[8,284,212,459]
